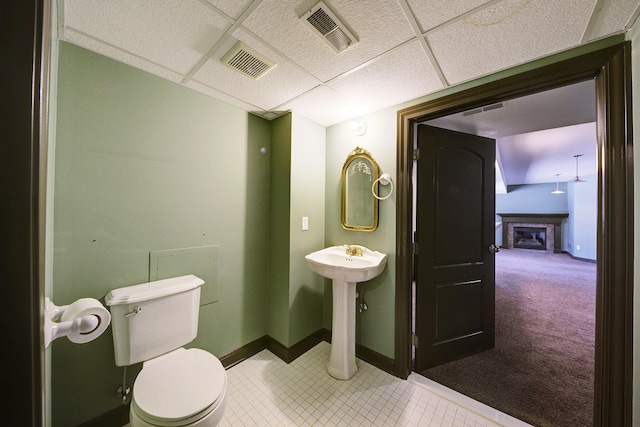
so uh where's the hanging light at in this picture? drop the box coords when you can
[572,154,586,182]
[551,173,565,194]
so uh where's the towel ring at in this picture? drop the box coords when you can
[372,173,393,200]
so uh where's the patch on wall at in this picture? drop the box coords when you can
[149,245,219,305]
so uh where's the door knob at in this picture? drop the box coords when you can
[488,244,500,253]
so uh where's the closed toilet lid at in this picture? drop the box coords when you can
[134,348,226,423]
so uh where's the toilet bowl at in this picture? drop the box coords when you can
[129,348,227,427]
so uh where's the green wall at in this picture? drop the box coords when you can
[289,113,326,344]
[268,112,326,347]
[52,43,271,426]
[325,107,398,358]
[268,114,292,345]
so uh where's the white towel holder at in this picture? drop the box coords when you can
[372,173,393,200]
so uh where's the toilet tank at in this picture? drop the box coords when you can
[105,275,204,366]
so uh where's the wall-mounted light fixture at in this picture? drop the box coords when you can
[350,121,367,136]
[551,173,565,194]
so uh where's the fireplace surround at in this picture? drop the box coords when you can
[498,213,568,253]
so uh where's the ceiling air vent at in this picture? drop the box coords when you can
[462,102,505,116]
[221,41,276,80]
[301,1,358,53]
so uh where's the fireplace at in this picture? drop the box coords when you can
[498,213,568,254]
[513,226,546,250]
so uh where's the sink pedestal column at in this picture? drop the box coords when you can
[327,279,358,380]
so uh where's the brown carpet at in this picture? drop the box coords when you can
[420,248,596,427]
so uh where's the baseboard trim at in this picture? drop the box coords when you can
[267,329,324,363]
[356,342,396,375]
[566,252,597,263]
[219,335,268,368]
[84,330,396,426]
[77,404,129,427]
[321,327,331,343]
[322,327,396,376]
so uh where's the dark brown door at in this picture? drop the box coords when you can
[414,125,496,370]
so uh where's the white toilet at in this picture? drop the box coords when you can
[106,275,227,427]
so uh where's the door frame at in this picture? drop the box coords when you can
[395,42,633,426]
[4,0,49,426]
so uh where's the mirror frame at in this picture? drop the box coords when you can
[341,147,379,231]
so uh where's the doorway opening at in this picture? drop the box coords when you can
[395,42,633,427]
[411,80,598,426]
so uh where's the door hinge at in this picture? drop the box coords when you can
[412,241,419,255]
[412,333,419,348]
[413,148,420,161]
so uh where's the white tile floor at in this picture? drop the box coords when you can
[219,342,527,427]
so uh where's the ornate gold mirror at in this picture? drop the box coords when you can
[341,147,379,231]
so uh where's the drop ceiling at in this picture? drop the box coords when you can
[59,1,639,187]
[59,0,639,127]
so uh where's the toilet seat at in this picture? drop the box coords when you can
[132,348,226,426]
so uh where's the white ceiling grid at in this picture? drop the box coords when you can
[62,0,639,127]
[64,0,232,76]
[205,0,255,20]
[406,0,493,33]
[425,0,596,84]
[192,27,321,110]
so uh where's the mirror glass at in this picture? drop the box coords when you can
[341,147,379,231]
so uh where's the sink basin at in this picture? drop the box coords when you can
[305,245,387,283]
[305,245,387,380]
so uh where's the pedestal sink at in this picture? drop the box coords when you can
[305,245,387,379]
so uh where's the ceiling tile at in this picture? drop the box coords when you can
[191,28,321,111]
[427,0,595,84]
[282,85,369,127]
[63,28,185,83]
[328,40,444,118]
[64,0,232,75]
[242,0,416,82]
[585,0,640,41]
[59,0,636,129]
[184,80,262,112]
[204,0,255,20]
[406,0,492,32]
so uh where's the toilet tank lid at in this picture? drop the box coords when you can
[105,275,204,306]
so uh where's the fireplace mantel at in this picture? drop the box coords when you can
[498,213,568,253]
